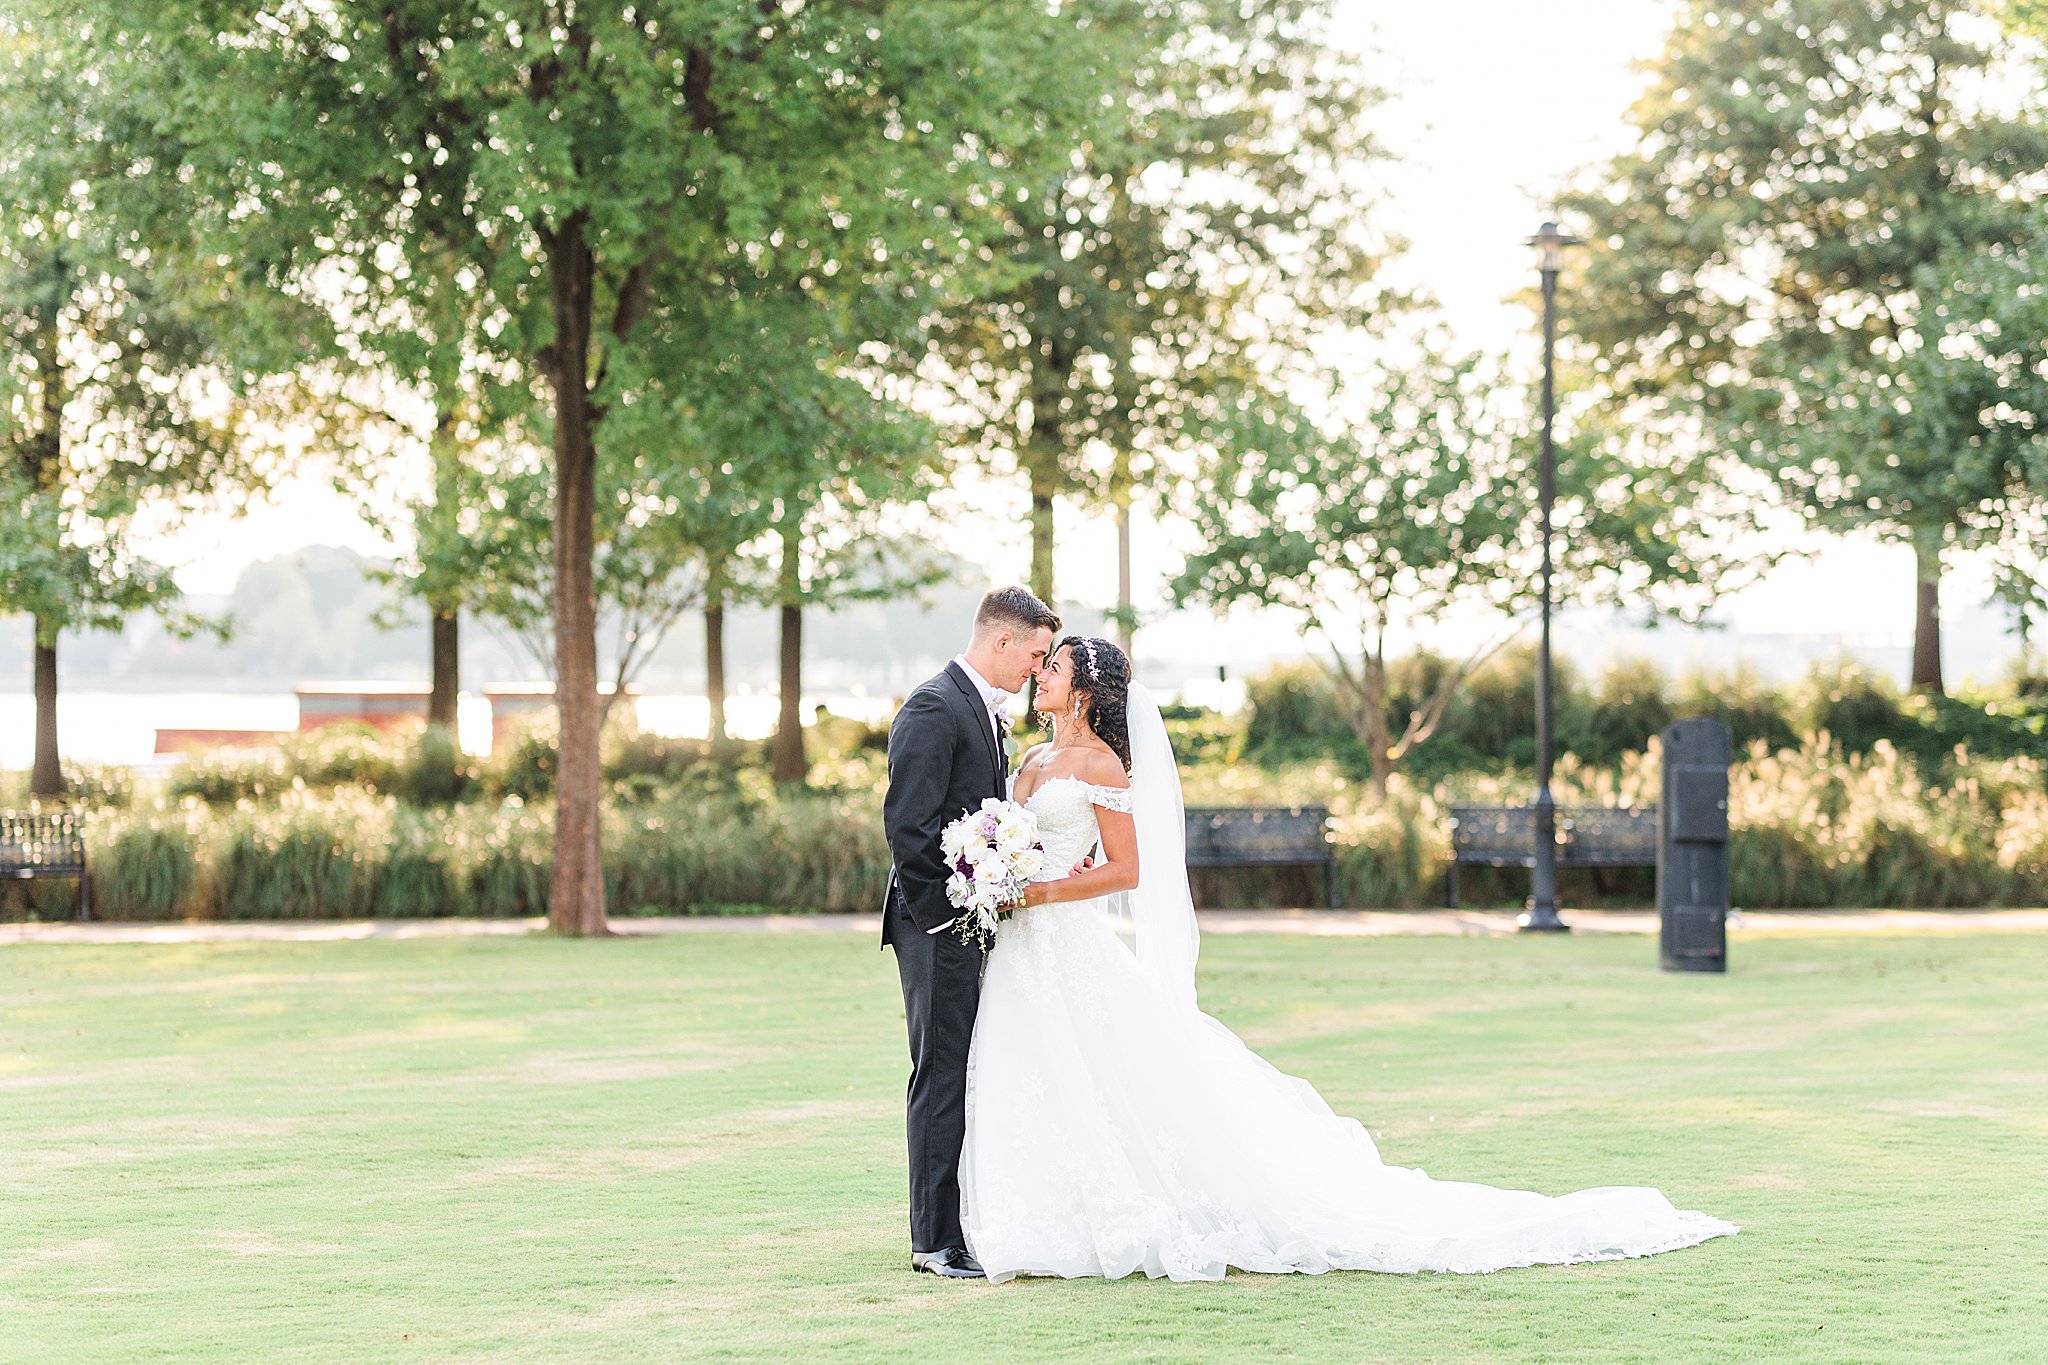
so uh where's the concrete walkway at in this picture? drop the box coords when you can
[6,907,2047,945]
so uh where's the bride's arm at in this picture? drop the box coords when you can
[1019,803,1138,906]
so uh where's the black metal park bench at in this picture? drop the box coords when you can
[1446,803,1657,909]
[1184,805,1340,909]
[1,810,91,921]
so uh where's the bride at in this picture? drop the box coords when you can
[959,635,1737,1284]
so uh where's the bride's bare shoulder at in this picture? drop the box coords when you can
[1076,747,1130,790]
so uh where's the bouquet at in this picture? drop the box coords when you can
[940,798,1047,950]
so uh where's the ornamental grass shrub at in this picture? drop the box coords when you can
[46,731,2048,921]
[1181,733,2046,911]
[72,785,892,921]
[1245,653,2047,785]
[168,724,414,805]
[162,712,694,809]
[1725,741,2048,909]
[12,655,2045,922]
[88,807,206,921]
[0,763,137,810]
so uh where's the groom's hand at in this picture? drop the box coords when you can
[1069,855,1095,877]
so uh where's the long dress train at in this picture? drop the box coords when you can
[960,773,1736,1284]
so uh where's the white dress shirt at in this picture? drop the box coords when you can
[929,655,1009,936]
[951,654,1010,758]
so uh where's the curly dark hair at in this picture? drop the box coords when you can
[1057,635,1133,773]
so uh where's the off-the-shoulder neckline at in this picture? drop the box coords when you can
[1019,772,1132,806]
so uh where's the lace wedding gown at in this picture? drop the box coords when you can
[959,769,1737,1284]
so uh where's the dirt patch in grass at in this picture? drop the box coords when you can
[38,1116,313,1143]
[497,1046,752,1086]
[203,1231,348,1258]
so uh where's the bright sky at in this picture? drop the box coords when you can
[143,0,1980,668]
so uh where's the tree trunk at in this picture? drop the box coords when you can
[1024,330,1068,607]
[543,221,608,937]
[773,602,806,784]
[1330,652,1395,805]
[428,608,460,730]
[1028,476,1056,607]
[426,400,462,733]
[1114,489,1134,657]
[30,623,62,799]
[705,595,729,753]
[1911,538,1944,696]
[771,525,807,786]
[28,269,65,801]
[1359,655,1393,803]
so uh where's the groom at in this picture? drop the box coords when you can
[881,585,1060,1278]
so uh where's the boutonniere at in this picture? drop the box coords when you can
[1002,732,1019,763]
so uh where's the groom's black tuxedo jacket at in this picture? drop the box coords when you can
[881,661,1007,945]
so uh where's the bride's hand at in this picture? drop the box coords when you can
[1018,882,1054,908]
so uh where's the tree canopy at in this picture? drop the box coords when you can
[1565,0,2048,692]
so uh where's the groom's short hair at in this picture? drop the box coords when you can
[975,586,1061,638]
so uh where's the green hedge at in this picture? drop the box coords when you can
[20,734,2031,921]
[163,716,715,808]
[1246,651,2048,781]
[8,659,2045,920]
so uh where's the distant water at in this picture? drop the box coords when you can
[0,690,896,769]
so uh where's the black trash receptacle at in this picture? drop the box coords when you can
[1659,717,1731,973]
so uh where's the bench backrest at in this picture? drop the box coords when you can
[1562,806,1658,864]
[1449,802,1659,865]
[1449,805,1537,862]
[0,811,87,875]
[1184,806,1332,864]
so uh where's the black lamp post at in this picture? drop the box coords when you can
[1519,219,1581,935]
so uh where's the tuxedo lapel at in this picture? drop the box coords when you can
[944,661,1006,794]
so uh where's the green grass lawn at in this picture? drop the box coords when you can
[3,929,2044,1364]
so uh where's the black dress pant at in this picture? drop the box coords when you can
[887,887,984,1254]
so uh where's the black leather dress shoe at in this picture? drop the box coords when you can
[910,1247,985,1279]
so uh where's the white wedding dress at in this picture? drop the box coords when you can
[958,686,1736,1284]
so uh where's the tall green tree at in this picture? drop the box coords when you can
[331,307,530,740]
[0,18,278,797]
[934,0,1390,616]
[1745,232,2048,668]
[177,0,542,755]
[699,496,773,755]
[107,0,1115,934]
[1564,0,2048,694]
[453,434,719,715]
[764,409,942,788]
[49,0,526,760]
[1170,342,1743,800]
